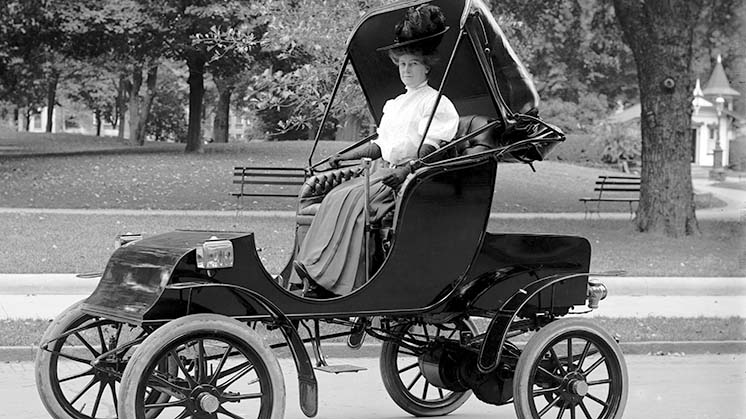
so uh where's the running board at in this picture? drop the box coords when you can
[314,364,367,374]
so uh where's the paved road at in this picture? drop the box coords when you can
[5,355,745,419]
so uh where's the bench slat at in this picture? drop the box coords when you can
[580,174,641,217]
[592,188,639,192]
[233,166,305,172]
[233,172,306,179]
[233,179,304,186]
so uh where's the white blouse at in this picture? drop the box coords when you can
[373,82,459,166]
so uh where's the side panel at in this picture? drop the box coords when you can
[448,233,591,314]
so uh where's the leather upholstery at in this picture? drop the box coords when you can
[297,166,362,215]
[296,115,499,216]
[455,115,501,156]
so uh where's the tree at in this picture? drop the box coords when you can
[0,0,65,132]
[491,0,638,109]
[612,0,706,237]
[240,0,382,140]
[55,0,167,145]
[199,24,267,143]
[140,0,264,152]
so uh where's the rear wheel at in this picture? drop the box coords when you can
[35,300,167,419]
[118,314,285,419]
[513,318,628,419]
[380,318,477,417]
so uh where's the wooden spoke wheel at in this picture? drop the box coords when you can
[117,314,285,419]
[35,300,170,419]
[513,318,628,419]
[379,318,477,417]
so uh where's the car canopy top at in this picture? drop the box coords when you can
[345,0,539,125]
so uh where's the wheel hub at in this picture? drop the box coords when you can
[555,372,588,406]
[569,379,588,396]
[190,385,222,414]
[198,393,220,413]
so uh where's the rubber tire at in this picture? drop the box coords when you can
[35,300,93,419]
[513,318,629,419]
[380,318,477,417]
[117,313,286,419]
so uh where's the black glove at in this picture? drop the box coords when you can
[328,153,344,169]
[381,165,411,189]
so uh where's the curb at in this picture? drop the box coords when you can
[0,206,743,221]
[4,341,745,363]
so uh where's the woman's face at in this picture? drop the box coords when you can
[397,54,429,88]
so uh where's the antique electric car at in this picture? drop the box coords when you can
[35,1,628,418]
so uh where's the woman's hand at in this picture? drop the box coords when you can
[381,165,411,189]
[328,153,344,169]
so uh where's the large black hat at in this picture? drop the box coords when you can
[377,4,449,53]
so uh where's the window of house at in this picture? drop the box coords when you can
[31,115,42,130]
[64,116,80,129]
[708,126,716,140]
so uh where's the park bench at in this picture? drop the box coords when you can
[579,175,640,218]
[231,166,307,212]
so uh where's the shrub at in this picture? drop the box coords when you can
[539,93,610,134]
[549,133,606,163]
[728,135,746,171]
[594,121,641,164]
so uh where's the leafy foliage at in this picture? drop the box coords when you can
[538,93,609,133]
[598,122,641,164]
[491,0,638,108]
[145,67,188,142]
[237,0,384,139]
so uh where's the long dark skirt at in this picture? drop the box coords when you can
[296,168,396,295]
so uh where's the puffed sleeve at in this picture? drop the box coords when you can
[373,99,396,161]
[418,95,459,148]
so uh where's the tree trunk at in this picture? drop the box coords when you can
[116,75,128,139]
[134,64,158,145]
[45,72,59,133]
[128,65,143,145]
[185,54,207,153]
[613,0,701,237]
[23,108,31,131]
[213,77,233,143]
[13,107,19,131]
[95,111,102,136]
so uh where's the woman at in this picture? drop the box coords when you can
[294,4,459,298]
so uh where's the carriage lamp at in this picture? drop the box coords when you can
[196,237,234,270]
[587,279,608,309]
[114,233,143,249]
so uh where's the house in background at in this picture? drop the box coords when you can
[22,104,122,137]
[691,55,742,168]
[22,104,251,142]
[608,54,744,168]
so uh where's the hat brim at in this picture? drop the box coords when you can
[376,26,450,52]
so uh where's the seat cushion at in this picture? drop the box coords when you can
[456,115,501,156]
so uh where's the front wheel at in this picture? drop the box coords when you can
[118,314,285,419]
[380,318,478,417]
[35,300,166,419]
[513,318,628,419]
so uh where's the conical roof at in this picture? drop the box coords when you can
[703,55,741,97]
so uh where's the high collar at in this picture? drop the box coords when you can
[405,80,429,93]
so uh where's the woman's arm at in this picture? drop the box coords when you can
[380,143,439,188]
[328,143,382,168]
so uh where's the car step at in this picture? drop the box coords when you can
[314,364,367,374]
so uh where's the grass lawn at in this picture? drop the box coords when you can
[1,133,742,277]
[0,213,742,276]
[0,134,722,213]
